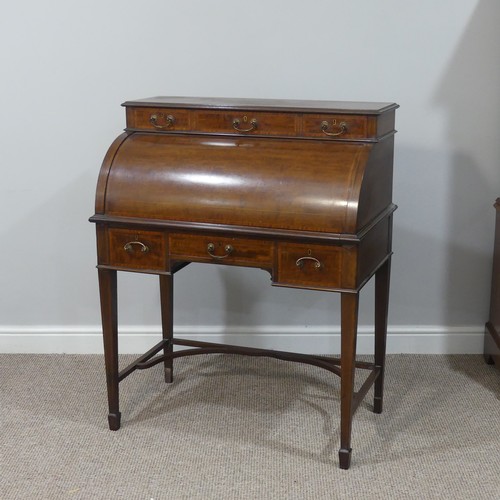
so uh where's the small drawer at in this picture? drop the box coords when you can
[108,228,167,271]
[276,243,342,289]
[169,233,274,267]
[302,114,368,140]
[126,107,190,132]
[195,110,298,137]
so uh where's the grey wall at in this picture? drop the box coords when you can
[1,1,499,352]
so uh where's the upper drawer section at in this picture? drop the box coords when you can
[126,108,298,137]
[123,97,398,141]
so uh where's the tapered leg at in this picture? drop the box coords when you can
[374,258,391,414]
[339,292,359,470]
[159,274,174,383]
[98,268,121,430]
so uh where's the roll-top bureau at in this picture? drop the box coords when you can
[90,97,399,469]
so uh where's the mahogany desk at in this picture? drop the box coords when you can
[90,97,398,469]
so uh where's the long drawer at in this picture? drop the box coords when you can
[169,233,274,268]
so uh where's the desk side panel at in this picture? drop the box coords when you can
[356,136,395,231]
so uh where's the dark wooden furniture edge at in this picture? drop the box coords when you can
[484,198,500,368]
[484,321,500,366]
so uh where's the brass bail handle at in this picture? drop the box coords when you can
[296,256,322,269]
[320,120,347,137]
[233,117,258,133]
[150,113,175,129]
[207,242,234,259]
[124,241,149,253]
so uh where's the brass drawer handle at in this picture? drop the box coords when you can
[296,256,322,269]
[233,118,258,133]
[207,243,233,259]
[320,120,347,137]
[150,113,175,129]
[124,241,149,253]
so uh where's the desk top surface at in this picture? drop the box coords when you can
[123,96,399,115]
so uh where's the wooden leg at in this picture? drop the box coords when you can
[374,258,391,414]
[339,292,359,470]
[159,274,174,383]
[98,268,121,430]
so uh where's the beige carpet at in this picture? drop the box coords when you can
[1,353,499,499]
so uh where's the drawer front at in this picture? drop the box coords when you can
[108,228,167,271]
[169,233,273,267]
[195,110,298,137]
[126,107,190,132]
[302,114,368,140]
[125,107,377,140]
[276,243,343,289]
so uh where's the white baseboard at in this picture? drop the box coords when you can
[0,325,485,354]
